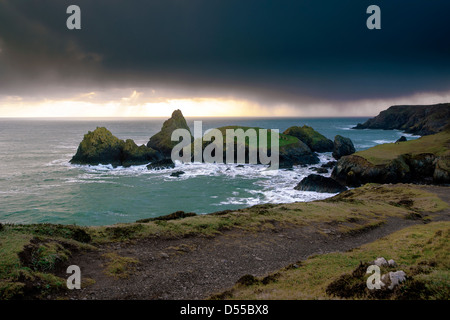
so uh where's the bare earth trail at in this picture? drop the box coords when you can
[58,186,450,300]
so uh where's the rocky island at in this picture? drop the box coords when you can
[70,127,162,167]
[69,109,356,169]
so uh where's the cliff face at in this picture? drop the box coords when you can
[353,103,450,136]
[332,129,450,186]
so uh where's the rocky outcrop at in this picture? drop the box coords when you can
[283,125,333,152]
[147,109,192,158]
[122,139,162,167]
[396,136,407,143]
[331,153,450,187]
[146,159,175,170]
[332,135,355,160]
[279,140,320,167]
[294,174,346,193]
[195,126,320,167]
[70,127,161,167]
[353,103,450,136]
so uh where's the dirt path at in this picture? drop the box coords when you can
[56,186,450,300]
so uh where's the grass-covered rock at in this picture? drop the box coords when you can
[70,127,161,167]
[191,125,319,167]
[283,125,333,152]
[147,109,193,158]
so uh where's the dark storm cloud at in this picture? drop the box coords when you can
[0,0,449,103]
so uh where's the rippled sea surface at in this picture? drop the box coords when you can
[0,117,419,226]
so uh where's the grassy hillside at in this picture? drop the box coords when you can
[355,130,450,165]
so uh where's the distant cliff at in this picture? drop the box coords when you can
[353,103,450,136]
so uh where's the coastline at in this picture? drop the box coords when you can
[1,105,449,300]
[1,183,449,300]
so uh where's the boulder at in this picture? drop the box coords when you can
[147,109,192,158]
[321,161,337,168]
[147,159,175,170]
[283,125,333,152]
[373,257,388,267]
[70,127,161,167]
[170,171,185,177]
[311,167,328,174]
[294,174,346,193]
[396,136,407,143]
[332,135,355,160]
[388,259,397,267]
[381,271,407,290]
[434,155,450,183]
[279,140,320,167]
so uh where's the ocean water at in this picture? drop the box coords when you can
[0,117,419,226]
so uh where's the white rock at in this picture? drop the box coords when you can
[388,270,407,290]
[374,257,388,267]
[388,259,397,267]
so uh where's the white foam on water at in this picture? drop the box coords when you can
[69,153,340,210]
[373,139,395,144]
[400,132,421,139]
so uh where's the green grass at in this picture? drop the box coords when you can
[214,126,299,148]
[215,221,450,300]
[283,125,331,146]
[0,225,94,299]
[355,130,450,165]
[101,252,139,279]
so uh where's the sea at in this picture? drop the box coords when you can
[0,117,420,226]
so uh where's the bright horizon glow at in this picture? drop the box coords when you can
[1,89,449,118]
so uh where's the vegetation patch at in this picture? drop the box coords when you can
[0,225,93,299]
[355,130,450,166]
[101,252,139,279]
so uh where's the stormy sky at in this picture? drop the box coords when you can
[0,0,449,117]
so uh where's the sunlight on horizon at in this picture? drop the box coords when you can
[1,89,449,118]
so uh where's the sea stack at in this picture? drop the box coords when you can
[147,109,193,158]
[70,127,161,167]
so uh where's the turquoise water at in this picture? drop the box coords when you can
[0,117,419,226]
